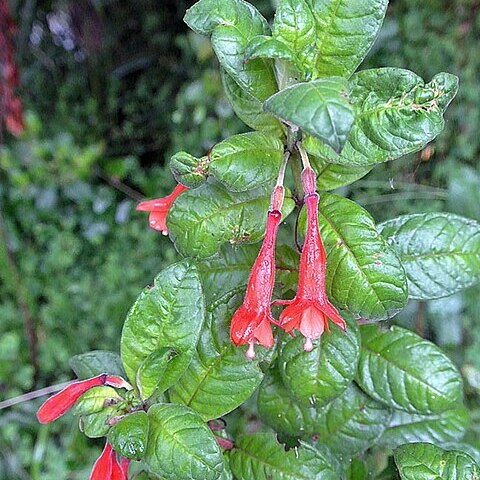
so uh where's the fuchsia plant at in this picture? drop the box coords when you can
[36,0,480,479]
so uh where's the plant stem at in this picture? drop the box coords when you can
[0,381,73,410]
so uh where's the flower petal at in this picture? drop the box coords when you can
[254,317,274,348]
[90,443,113,480]
[37,374,107,423]
[299,305,326,340]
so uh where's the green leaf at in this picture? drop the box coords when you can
[264,78,354,152]
[209,132,284,192]
[305,136,373,190]
[184,0,277,101]
[170,152,208,189]
[136,347,178,399]
[168,181,295,259]
[379,213,480,300]
[272,0,316,70]
[73,386,121,416]
[380,406,469,450]
[245,35,301,68]
[306,0,388,78]
[145,403,224,480]
[309,383,392,458]
[121,260,205,392]
[229,432,339,480]
[357,325,463,414]
[347,458,368,480]
[299,192,408,321]
[108,411,149,461]
[80,405,118,438]
[278,315,360,407]
[169,245,267,420]
[320,69,459,167]
[221,70,284,134]
[394,443,480,480]
[257,367,320,437]
[69,350,126,380]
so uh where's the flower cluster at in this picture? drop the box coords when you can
[37,374,132,480]
[230,163,346,357]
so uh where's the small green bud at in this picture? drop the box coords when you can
[170,151,208,188]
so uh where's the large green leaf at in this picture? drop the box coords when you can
[380,406,469,450]
[317,69,458,167]
[221,70,283,134]
[299,192,408,321]
[209,132,284,192]
[184,0,277,101]
[73,386,121,416]
[108,411,149,461]
[379,213,480,300]
[272,0,316,71]
[169,246,267,420]
[145,404,224,480]
[120,260,205,394]
[69,350,126,380]
[356,325,463,414]
[309,383,392,458]
[168,181,295,259]
[305,0,388,78]
[245,35,301,68]
[394,443,479,480]
[257,367,320,437]
[305,136,373,190]
[278,315,360,407]
[264,78,354,152]
[229,432,339,480]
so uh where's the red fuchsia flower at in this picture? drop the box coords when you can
[277,167,346,351]
[230,186,284,359]
[136,183,187,235]
[90,442,129,480]
[37,373,131,424]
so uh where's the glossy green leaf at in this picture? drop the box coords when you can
[319,69,459,167]
[347,458,368,480]
[121,260,205,392]
[170,151,208,189]
[305,136,372,190]
[136,347,177,399]
[209,132,284,192]
[306,0,388,78]
[69,350,126,380]
[145,403,224,480]
[230,432,339,480]
[169,246,267,420]
[394,443,479,480]
[273,0,316,70]
[73,386,121,416]
[80,405,117,438]
[184,0,277,101]
[380,406,469,450]
[357,325,463,414]
[278,315,360,407]
[245,35,301,68]
[221,70,283,134]
[108,411,149,461]
[257,367,320,437]
[168,181,295,258]
[309,383,392,458]
[264,78,354,152]
[299,192,408,321]
[379,213,480,300]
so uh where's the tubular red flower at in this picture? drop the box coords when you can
[37,374,131,423]
[111,452,128,480]
[230,200,282,359]
[136,183,187,234]
[278,168,346,351]
[90,442,114,480]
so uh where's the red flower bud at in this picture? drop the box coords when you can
[90,442,114,480]
[37,374,131,423]
[136,183,187,235]
[111,453,129,480]
[230,209,281,359]
[277,168,346,351]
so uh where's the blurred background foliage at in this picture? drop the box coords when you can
[0,0,479,478]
